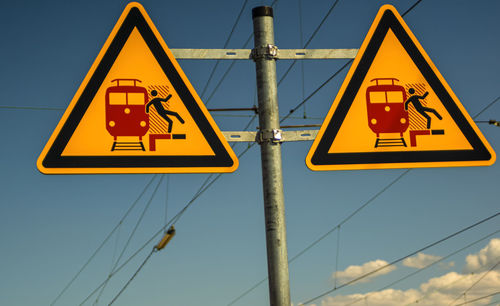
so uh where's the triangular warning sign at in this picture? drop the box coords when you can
[306,5,495,171]
[37,3,238,174]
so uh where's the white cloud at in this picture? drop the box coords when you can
[320,271,500,306]
[321,289,421,306]
[464,238,500,273]
[403,252,442,269]
[315,239,500,306]
[421,271,500,295]
[334,259,396,284]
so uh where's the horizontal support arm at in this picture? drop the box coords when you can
[170,49,358,60]
[222,130,319,142]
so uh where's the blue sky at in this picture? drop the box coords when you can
[0,0,499,305]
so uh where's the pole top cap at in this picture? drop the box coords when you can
[252,6,273,19]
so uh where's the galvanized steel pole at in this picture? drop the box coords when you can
[252,6,291,306]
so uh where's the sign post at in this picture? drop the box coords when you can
[252,6,291,306]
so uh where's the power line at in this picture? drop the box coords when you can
[333,226,341,289]
[298,0,306,118]
[347,229,500,306]
[79,144,256,305]
[85,88,259,304]
[108,249,156,305]
[50,175,159,306]
[203,0,280,105]
[281,0,424,123]
[0,105,64,111]
[404,272,474,306]
[454,291,500,306]
[277,0,341,87]
[205,55,246,105]
[473,95,500,119]
[226,169,410,305]
[56,0,495,302]
[227,79,499,306]
[164,175,170,226]
[93,175,165,304]
[449,259,500,306]
[235,92,499,305]
[280,59,351,123]
[78,176,167,306]
[298,212,500,305]
[200,0,249,99]
[401,0,424,16]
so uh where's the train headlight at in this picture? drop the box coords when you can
[109,121,115,127]
[140,121,146,127]
[385,106,391,112]
[124,108,131,114]
[371,118,377,125]
[400,118,407,124]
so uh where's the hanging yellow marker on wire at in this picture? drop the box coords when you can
[155,225,176,251]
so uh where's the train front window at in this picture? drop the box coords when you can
[109,92,127,105]
[387,91,404,103]
[128,93,145,105]
[369,91,387,103]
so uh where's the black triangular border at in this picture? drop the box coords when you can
[310,8,492,167]
[42,7,235,169]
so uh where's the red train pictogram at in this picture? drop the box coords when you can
[366,78,409,147]
[105,79,149,150]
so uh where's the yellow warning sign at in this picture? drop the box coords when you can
[37,2,238,174]
[306,5,495,171]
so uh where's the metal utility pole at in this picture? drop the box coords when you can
[170,8,357,306]
[252,6,291,306]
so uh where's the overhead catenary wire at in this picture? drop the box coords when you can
[20,74,258,303]
[255,7,500,302]
[298,212,500,305]
[108,226,176,305]
[277,0,341,87]
[50,175,159,306]
[449,259,500,306]
[164,175,170,226]
[346,229,500,306]
[226,169,410,305]
[0,104,323,123]
[83,85,260,305]
[79,143,256,306]
[404,272,475,306]
[473,95,500,119]
[281,0,424,122]
[93,175,166,304]
[0,105,64,111]
[204,35,252,106]
[333,225,341,289]
[199,0,249,99]
[202,0,280,106]
[229,37,498,306]
[454,291,500,306]
[298,0,306,118]
[52,0,498,302]
[108,249,155,306]
[225,92,500,305]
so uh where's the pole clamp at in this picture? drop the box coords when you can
[258,129,283,144]
[251,44,279,61]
